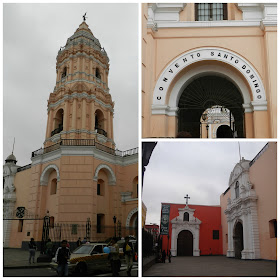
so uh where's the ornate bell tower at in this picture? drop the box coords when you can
[44,20,114,148]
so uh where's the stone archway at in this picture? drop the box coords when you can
[151,47,269,138]
[234,222,244,259]
[93,164,116,185]
[177,230,193,256]
[40,164,60,186]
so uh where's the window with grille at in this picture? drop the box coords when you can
[195,4,228,21]
[213,230,219,240]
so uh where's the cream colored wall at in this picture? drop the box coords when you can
[9,168,32,248]
[142,4,277,138]
[249,143,277,260]
[220,189,231,255]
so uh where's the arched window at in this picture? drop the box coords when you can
[96,68,101,79]
[97,179,104,196]
[50,179,57,195]
[51,109,64,136]
[235,181,239,198]
[61,67,67,79]
[184,212,189,221]
[95,109,107,137]
[269,219,277,238]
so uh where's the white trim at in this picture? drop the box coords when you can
[40,164,60,186]
[126,207,138,228]
[152,47,267,115]
[155,20,262,29]
[93,163,116,185]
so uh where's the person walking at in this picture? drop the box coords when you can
[28,238,37,264]
[45,238,53,257]
[109,237,120,277]
[55,240,71,276]
[168,250,172,263]
[162,250,166,263]
[76,237,82,248]
[123,236,134,276]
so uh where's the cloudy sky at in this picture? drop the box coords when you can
[142,141,269,225]
[3,3,138,166]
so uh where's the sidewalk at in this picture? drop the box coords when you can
[4,248,50,269]
[143,256,277,277]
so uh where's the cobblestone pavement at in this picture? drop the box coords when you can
[143,256,277,277]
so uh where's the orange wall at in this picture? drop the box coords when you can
[161,203,223,255]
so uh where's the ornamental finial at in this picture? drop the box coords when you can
[83,12,87,22]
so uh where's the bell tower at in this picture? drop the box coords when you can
[44,20,114,148]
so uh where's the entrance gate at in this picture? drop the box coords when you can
[234,222,244,259]
[177,230,193,256]
[178,76,244,138]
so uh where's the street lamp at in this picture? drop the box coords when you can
[113,216,117,237]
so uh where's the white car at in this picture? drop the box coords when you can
[50,243,120,275]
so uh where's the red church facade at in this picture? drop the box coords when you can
[160,203,223,256]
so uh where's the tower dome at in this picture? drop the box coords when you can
[44,20,115,149]
[5,153,17,164]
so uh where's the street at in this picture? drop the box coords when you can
[4,263,138,277]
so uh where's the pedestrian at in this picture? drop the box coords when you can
[109,237,120,277]
[162,250,166,263]
[123,236,134,276]
[28,238,37,264]
[45,238,53,257]
[76,237,82,248]
[55,240,71,276]
[168,250,171,263]
[82,237,87,244]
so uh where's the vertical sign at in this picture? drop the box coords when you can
[160,204,170,235]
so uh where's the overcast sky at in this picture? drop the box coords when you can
[3,3,138,166]
[142,141,269,225]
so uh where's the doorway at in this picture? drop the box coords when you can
[234,222,244,259]
[178,75,244,138]
[177,230,193,256]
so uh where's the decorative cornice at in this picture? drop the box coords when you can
[47,92,114,112]
[151,105,178,116]
[31,145,138,168]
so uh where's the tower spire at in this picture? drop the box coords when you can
[12,137,15,155]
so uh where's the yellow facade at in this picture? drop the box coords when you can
[142,3,277,138]
[3,21,138,249]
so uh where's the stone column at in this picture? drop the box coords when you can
[81,98,87,130]
[251,104,270,138]
[63,100,69,132]
[91,102,96,132]
[170,225,177,256]
[72,99,77,131]
[227,220,235,257]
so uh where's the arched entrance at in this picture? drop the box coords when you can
[216,125,233,138]
[234,222,244,259]
[178,75,244,138]
[177,230,193,256]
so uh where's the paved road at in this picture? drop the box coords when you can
[143,256,276,277]
[4,267,57,277]
[4,263,138,277]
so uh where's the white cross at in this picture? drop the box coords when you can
[184,194,190,205]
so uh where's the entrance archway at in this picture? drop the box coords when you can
[234,222,244,259]
[178,75,244,138]
[177,230,193,256]
[216,125,233,138]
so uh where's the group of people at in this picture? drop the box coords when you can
[28,236,137,277]
[159,250,172,263]
[108,236,135,277]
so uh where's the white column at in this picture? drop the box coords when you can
[227,220,235,257]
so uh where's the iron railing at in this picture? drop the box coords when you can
[31,139,138,158]
[17,164,32,173]
[51,124,63,137]
[249,143,269,167]
[95,127,107,137]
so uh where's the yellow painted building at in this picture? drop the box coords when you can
[3,21,138,249]
[142,3,277,138]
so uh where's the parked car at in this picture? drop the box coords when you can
[50,243,123,275]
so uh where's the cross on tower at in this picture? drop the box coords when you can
[184,194,190,206]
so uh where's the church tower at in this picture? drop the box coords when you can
[3,18,138,249]
[44,20,114,149]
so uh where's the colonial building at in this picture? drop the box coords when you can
[159,142,276,260]
[142,3,277,138]
[3,20,138,249]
